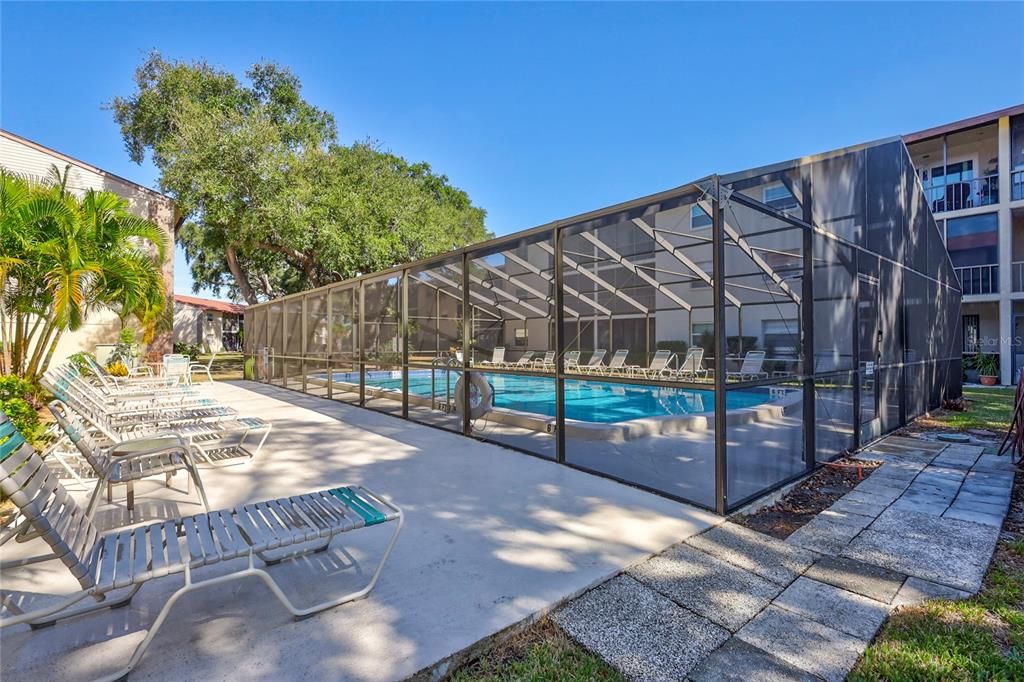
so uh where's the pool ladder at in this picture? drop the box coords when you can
[431,355,461,412]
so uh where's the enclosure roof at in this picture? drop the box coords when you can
[249,135,905,307]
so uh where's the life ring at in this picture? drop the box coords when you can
[454,372,494,420]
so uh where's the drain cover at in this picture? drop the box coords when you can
[936,433,971,443]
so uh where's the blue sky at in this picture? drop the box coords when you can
[2,2,1022,302]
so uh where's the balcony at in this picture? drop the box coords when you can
[956,264,998,296]
[1013,170,1023,202]
[923,174,999,213]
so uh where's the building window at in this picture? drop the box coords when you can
[962,315,980,354]
[763,184,799,212]
[691,322,713,346]
[514,327,528,347]
[946,213,999,268]
[206,312,214,323]
[690,204,712,230]
[762,319,799,356]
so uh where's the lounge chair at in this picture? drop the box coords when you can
[48,399,210,514]
[534,350,556,371]
[602,349,630,375]
[44,371,272,463]
[189,351,218,383]
[629,350,676,379]
[676,347,709,381]
[563,350,581,372]
[577,349,607,374]
[506,351,535,369]
[65,361,203,403]
[479,347,506,368]
[0,411,402,681]
[726,350,769,381]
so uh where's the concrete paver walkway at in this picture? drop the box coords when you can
[552,436,1015,681]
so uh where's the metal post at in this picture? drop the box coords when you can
[852,245,862,451]
[554,229,567,463]
[326,289,333,399]
[801,166,816,470]
[712,177,728,514]
[301,295,308,393]
[461,252,472,436]
[358,283,365,406]
[401,272,409,419]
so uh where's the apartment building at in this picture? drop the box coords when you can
[904,104,1024,385]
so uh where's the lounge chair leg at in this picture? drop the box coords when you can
[126,482,134,512]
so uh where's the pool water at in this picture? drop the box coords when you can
[321,369,771,423]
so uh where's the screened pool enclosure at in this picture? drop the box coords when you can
[244,138,961,513]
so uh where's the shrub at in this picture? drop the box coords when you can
[0,375,44,445]
[173,342,202,357]
[106,361,129,377]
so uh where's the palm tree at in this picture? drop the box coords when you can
[0,168,168,379]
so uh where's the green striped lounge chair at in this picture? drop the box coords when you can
[0,411,402,680]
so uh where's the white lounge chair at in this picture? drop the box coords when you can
[676,347,709,381]
[564,350,582,372]
[84,354,181,391]
[479,347,505,367]
[534,350,556,371]
[578,349,607,374]
[0,411,402,681]
[602,349,630,375]
[630,350,676,379]
[726,350,769,381]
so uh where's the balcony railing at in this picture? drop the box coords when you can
[1013,170,1024,202]
[956,264,999,295]
[923,174,999,213]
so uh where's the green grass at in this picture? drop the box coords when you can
[849,536,1024,681]
[448,619,623,682]
[927,387,1016,434]
[190,352,244,382]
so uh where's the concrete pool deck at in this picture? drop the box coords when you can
[0,380,719,681]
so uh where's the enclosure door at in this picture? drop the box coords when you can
[859,274,882,443]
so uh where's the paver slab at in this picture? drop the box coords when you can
[687,638,819,682]
[943,507,1005,527]
[736,605,868,682]
[772,577,889,640]
[803,555,906,604]
[552,575,729,682]
[785,515,868,555]
[842,530,989,593]
[686,523,817,586]
[891,576,971,608]
[628,544,781,632]
[829,494,889,518]
[869,508,1000,555]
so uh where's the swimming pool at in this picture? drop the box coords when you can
[315,369,773,423]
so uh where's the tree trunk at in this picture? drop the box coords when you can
[38,328,66,378]
[25,317,57,380]
[225,244,259,305]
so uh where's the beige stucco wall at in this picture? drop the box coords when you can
[173,303,225,353]
[0,131,176,365]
